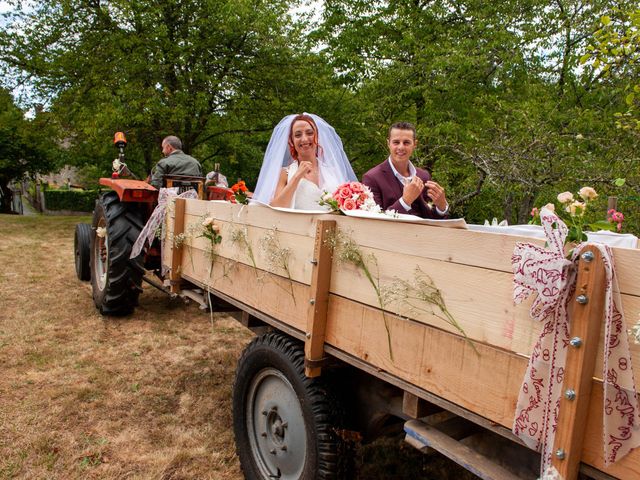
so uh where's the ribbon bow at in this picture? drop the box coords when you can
[130,187,198,268]
[512,208,640,478]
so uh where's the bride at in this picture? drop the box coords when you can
[252,113,357,210]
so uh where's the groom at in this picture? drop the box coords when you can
[362,122,449,219]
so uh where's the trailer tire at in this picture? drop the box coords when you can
[90,191,145,316]
[74,223,92,281]
[233,333,346,480]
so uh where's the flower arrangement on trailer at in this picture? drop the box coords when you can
[231,180,249,205]
[529,186,624,245]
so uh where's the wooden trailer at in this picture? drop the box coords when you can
[162,198,640,480]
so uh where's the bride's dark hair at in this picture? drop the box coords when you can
[288,114,323,161]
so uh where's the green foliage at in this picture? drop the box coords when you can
[0,88,61,211]
[76,164,107,189]
[587,9,640,133]
[43,189,99,212]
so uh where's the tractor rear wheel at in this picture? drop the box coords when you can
[90,191,145,315]
[74,223,92,281]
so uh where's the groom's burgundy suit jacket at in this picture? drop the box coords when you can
[362,161,448,219]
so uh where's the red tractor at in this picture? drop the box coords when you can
[74,132,232,315]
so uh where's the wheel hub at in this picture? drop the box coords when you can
[247,368,307,479]
[267,408,287,445]
[93,219,108,291]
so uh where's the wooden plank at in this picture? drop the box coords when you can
[304,220,336,377]
[552,247,607,479]
[403,391,437,418]
[183,199,321,237]
[404,419,516,480]
[162,207,174,270]
[331,215,639,297]
[185,251,309,332]
[180,201,640,296]
[179,213,315,284]
[329,242,640,373]
[169,197,186,294]
[325,294,640,479]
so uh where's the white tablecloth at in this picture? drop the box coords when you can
[467,224,638,249]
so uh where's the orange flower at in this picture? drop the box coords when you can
[231,180,248,193]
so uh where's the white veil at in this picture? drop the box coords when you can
[251,113,357,205]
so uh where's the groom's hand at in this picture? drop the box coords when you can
[402,176,424,205]
[425,181,447,211]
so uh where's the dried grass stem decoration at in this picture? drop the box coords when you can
[329,230,394,361]
[383,267,478,355]
[260,228,296,304]
[230,227,258,276]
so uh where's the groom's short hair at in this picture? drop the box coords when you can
[388,122,416,140]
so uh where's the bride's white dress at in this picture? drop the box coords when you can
[287,162,337,211]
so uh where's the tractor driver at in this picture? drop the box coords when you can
[149,135,203,189]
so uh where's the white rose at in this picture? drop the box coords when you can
[543,203,555,212]
[95,226,107,238]
[565,201,585,217]
[578,186,597,201]
[557,191,574,204]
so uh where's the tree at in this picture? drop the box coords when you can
[0,0,314,180]
[585,9,640,134]
[0,88,58,212]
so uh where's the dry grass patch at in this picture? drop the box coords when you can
[0,215,251,479]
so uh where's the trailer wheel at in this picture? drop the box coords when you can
[74,223,92,281]
[233,333,344,480]
[90,191,145,316]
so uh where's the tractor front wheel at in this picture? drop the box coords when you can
[90,191,145,315]
[74,223,92,281]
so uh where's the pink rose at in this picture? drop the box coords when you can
[343,198,357,210]
[530,207,539,217]
[612,212,624,223]
[350,182,364,193]
[337,186,352,199]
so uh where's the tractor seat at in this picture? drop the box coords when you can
[163,175,205,200]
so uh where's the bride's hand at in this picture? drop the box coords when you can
[292,161,313,182]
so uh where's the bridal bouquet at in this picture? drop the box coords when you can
[319,181,382,213]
